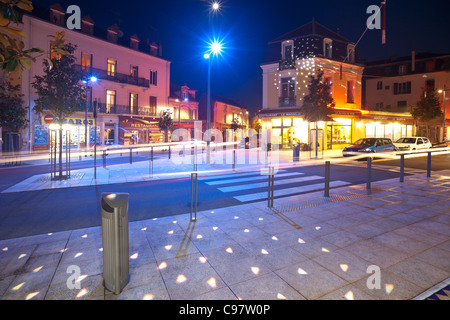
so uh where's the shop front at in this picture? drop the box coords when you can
[34,115,99,151]
[119,116,163,145]
[258,108,416,150]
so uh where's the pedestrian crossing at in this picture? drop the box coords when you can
[200,170,350,203]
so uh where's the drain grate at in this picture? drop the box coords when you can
[274,187,386,213]
[36,173,84,183]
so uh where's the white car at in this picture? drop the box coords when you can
[394,137,432,152]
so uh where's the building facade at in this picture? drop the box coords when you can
[364,51,450,142]
[260,19,415,150]
[198,94,249,140]
[11,4,172,152]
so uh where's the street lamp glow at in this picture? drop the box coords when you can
[203,53,210,59]
[210,41,222,55]
[212,2,220,10]
[90,76,98,83]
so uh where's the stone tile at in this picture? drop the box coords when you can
[2,268,55,300]
[393,225,448,246]
[320,230,364,248]
[230,272,306,300]
[107,279,170,300]
[319,284,376,300]
[387,257,449,290]
[372,232,429,256]
[275,260,348,300]
[213,256,271,286]
[414,247,450,271]
[353,270,425,300]
[291,237,338,259]
[191,286,237,300]
[255,245,309,271]
[313,249,372,282]
[46,274,105,300]
[345,240,409,269]
[346,224,385,240]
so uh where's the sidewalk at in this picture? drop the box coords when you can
[0,170,448,300]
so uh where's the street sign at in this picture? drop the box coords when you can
[44,114,55,124]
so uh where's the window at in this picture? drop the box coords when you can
[106,90,116,114]
[130,66,139,79]
[393,82,411,95]
[149,96,157,115]
[426,60,435,72]
[347,80,355,103]
[282,41,293,60]
[107,59,117,77]
[281,78,295,105]
[425,79,435,93]
[323,38,332,58]
[81,53,92,71]
[129,93,138,114]
[150,70,158,86]
[398,64,407,75]
[397,101,407,108]
[377,81,383,90]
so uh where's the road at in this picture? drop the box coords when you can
[0,161,411,240]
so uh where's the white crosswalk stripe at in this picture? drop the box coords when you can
[202,170,350,202]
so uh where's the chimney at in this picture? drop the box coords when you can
[130,34,140,50]
[107,24,119,43]
[411,49,416,72]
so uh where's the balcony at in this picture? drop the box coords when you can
[75,65,150,88]
[279,59,296,71]
[95,103,159,117]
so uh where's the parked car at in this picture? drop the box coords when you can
[342,138,397,157]
[394,137,432,151]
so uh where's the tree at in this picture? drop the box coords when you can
[302,69,335,155]
[230,116,241,131]
[302,69,335,123]
[158,110,173,142]
[0,0,67,76]
[0,80,27,131]
[32,42,86,178]
[411,90,442,139]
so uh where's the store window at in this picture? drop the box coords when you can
[327,118,352,147]
[81,53,92,71]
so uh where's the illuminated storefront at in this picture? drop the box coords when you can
[119,116,163,145]
[35,115,100,151]
[259,108,416,150]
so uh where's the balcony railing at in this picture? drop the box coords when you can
[75,65,150,88]
[94,103,158,117]
[279,59,296,71]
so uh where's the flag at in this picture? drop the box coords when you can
[381,1,386,44]
[340,64,343,80]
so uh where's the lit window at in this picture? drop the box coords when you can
[81,53,92,71]
[106,90,116,113]
[107,59,117,77]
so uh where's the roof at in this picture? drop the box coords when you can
[269,18,352,44]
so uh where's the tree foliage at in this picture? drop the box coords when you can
[158,110,173,142]
[0,0,67,76]
[0,79,27,131]
[302,69,335,123]
[31,42,86,123]
[411,90,442,123]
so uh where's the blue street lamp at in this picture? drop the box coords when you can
[83,75,98,153]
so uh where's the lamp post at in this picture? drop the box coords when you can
[204,40,223,164]
[438,85,448,141]
[82,76,97,156]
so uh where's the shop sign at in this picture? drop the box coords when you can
[259,112,302,118]
[41,117,95,126]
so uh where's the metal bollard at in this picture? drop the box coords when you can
[427,152,431,178]
[190,173,198,221]
[367,156,372,191]
[169,146,171,160]
[232,150,236,171]
[103,150,106,168]
[129,148,133,164]
[149,147,154,178]
[400,154,405,183]
[324,161,330,197]
[268,166,275,208]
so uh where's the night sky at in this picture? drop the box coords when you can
[31,0,450,116]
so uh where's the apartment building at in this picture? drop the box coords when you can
[364,51,450,142]
[14,3,171,151]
